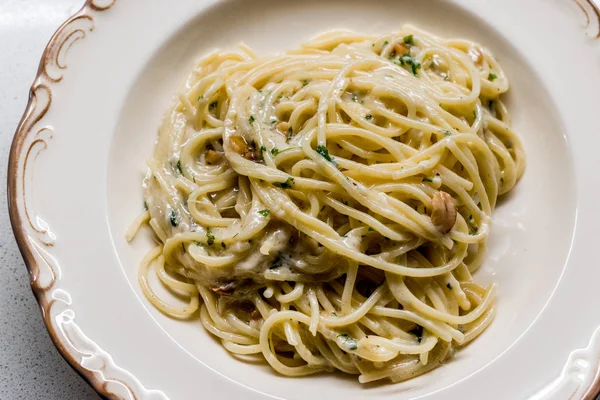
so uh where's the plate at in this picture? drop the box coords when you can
[8,0,600,398]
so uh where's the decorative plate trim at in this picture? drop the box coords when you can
[531,327,600,400]
[5,1,600,399]
[7,1,168,399]
[573,0,600,38]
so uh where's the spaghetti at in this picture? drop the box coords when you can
[128,25,525,383]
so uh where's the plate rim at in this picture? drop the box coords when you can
[7,1,600,399]
[7,1,124,399]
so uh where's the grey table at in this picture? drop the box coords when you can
[0,0,101,398]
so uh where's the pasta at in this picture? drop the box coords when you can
[128,25,525,384]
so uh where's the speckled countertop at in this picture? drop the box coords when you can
[0,1,100,398]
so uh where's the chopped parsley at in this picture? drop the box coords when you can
[488,73,497,81]
[403,34,414,45]
[447,283,453,290]
[206,228,215,246]
[274,177,294,189]
[198,95,204,102]
[176,160,183,175]
[269,116,277,125]
[422,177,433,183]
[249,116,255,124]
[260,145,267,153]
[391,53,421,76]
[365,114,373,121]
[315,145,336,165]
[382,40,389,47]
[270,254,283,269]
[270,147,298,157]
[170,210,178,227]
[337,333,358,350]
[258,209,270,217]
[410,325,423,343]
[221,241,226,249]
[441,129,453,136]
[468,216,479,235]
[209,101,218,110]
[143,201,148,210]
[351,93,359,102]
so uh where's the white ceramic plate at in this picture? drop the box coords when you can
[8,0,600,398]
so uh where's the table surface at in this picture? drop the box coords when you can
[0,0,101,398]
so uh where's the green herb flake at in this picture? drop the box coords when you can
[365,114,373,121]
[258,209,270,217]
[315,145,336,165]
[206,228,215,246]
[422,177,433,183]
[269,116,277,125]
[170,210,178,227]
[209,101,218,110]
[382,40,389,47]
[473,110,478,120]
[274,177,295,189]
[198,95,204,102]
[301,79,310,87]
[442,129,453,136]
[403,34,414,45]
[410,325,423,343]
[271,148,280,156]
[176,160,183,175]
[260,145,266,153]
[221,242,227,249]
[488,73,497,81]
[337,333,358,350]
[270,254,283,269]
[249,115,255,124]
[351,93,359,102]
[143,201,148,210]
[447,283,453,290]
[469,222,479,235]
[390,53,421,76]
